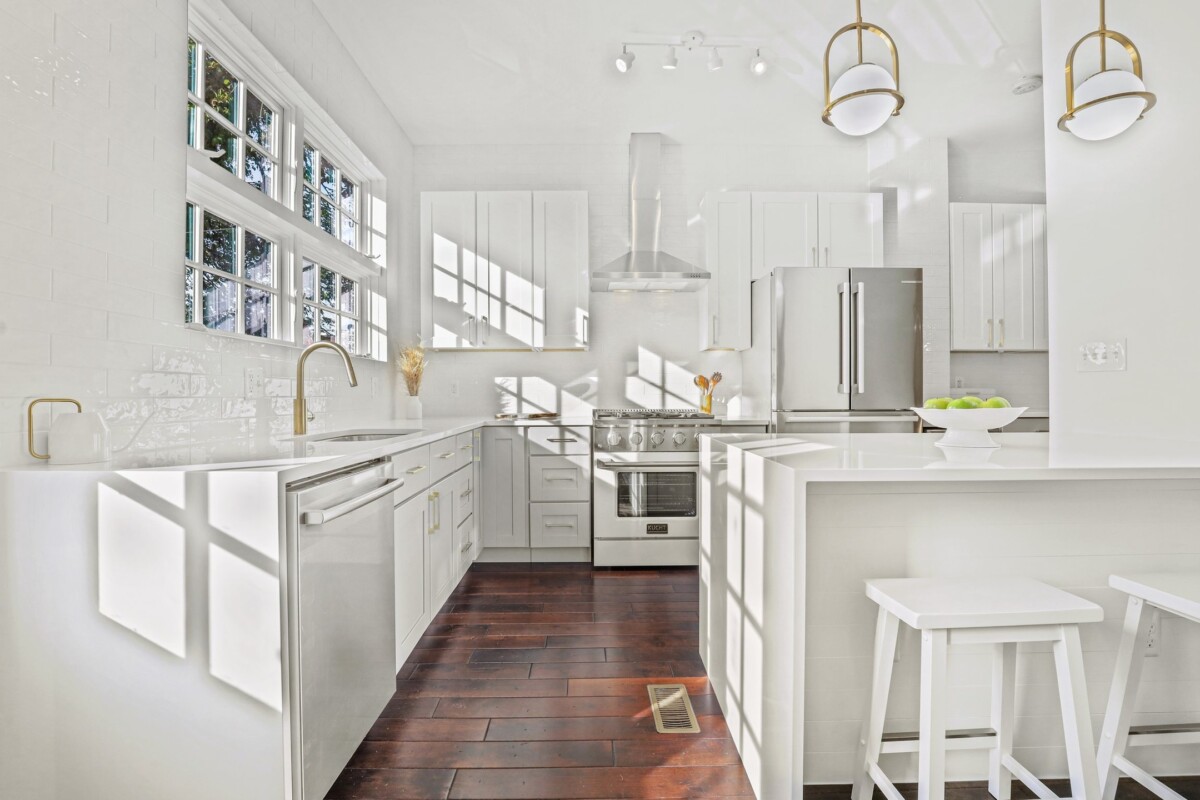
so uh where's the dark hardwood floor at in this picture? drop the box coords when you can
[327,563,1200,800]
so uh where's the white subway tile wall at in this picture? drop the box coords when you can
[951,351,1051,409]
[0,0,415,467]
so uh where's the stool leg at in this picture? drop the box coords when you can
[1097,596,1151,800]
[918,628,949,800]
[854,607,900,800]
[1053,624,1100,800]
[988,643,1016,800]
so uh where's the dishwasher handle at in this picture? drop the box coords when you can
[301,478,406,525]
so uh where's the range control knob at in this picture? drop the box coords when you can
[650,432,665,447]
[606,432,622,447]
[629,432,644,446]
[673,432,688,446]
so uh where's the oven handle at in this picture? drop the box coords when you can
[595,459,697,471]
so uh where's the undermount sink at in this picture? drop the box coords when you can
[311,429,420,443]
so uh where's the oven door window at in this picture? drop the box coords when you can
[616,471,697,518]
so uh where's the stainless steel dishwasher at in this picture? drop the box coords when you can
[285,459,404,800]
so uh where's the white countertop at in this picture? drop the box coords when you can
[708,431,1200,481]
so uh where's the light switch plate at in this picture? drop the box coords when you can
[1077,339,1126,372]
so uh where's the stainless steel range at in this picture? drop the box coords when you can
[591,409,757,567]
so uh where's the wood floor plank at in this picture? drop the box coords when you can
[592,610,700,623]
[378,698,441,718]
[604,646,702,662]
[348,739,615,769]
[483,622,696,637]
[529,661,678,679]
[325,768,455,800]
[567,676,713,697]
[433,695,657,719]
[484,714,730,741]
[434,612,596,624]
[414,635,548,650]
[410,662,533,680]
[613,738,744,767]
[447,765,754,799]
[468,647,606,664]
[365,717,491,742]
[547,634,699,649]
[394,678,569,698]
[403,649,473,665]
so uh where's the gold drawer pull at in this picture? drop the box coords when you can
[406,465,427,475]
[438,452,455,459]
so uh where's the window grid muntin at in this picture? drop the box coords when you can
[300,257,361,353]
[187,36,280,200]
[185,202,283,341]
[301,141,361,250]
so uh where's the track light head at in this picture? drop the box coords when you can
[615,45,635,73]
[662,46,679,70]
[707,47,724,72]
[750,48,768,76]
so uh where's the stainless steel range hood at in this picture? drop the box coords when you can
[591,133,710,292]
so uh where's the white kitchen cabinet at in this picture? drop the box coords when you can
[427,480,455,612]
[481,426,529,548]
[421,191,589,351]
[751,192,819,280]
[701,191,753,351]
[393,492,429,671]
[420,191,480,350]
[950,202,1047,352]
[455,513,477,577]
[529,454,590,503]
[533,191,590,349]
[530,503,591,549]
[818,192,884,268]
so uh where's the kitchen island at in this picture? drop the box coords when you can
[699,432,1200,798]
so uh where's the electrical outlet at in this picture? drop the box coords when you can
[450,380,460,397]
[1077,339,1127,372]
[245,367,265,398]
[1145,608,1161,657]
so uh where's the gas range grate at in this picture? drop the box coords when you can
[592,408,714,421]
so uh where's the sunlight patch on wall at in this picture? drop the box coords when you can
[208,544,283,710]
[98,484,186,657]
[118,470,185,509]
[206,472,280,560]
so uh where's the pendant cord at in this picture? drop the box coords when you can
[1099,0,1107,71]
[856,0,864,64]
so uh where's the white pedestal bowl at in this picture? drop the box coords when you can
[912,406,1028,449]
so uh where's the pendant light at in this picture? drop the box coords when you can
[1058,0,1156,141]
[822,0,904,136]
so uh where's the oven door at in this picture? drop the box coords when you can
[593,453,699,541]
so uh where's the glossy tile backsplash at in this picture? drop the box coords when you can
[0,0,413,467]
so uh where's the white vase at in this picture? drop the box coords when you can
[399,395,422,420]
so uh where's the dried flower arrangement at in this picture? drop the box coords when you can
[397,345,427,397]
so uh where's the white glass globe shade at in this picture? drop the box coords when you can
[1065,69,1149,141]
[828,63,899,136]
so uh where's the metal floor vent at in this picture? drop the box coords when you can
[647,683,701,734]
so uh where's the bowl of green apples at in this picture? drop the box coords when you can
[911,396,1027,449]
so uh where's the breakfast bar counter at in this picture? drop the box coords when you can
[699,432,1200,798]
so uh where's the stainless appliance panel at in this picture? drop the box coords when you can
[773,411,920,434]
[850,268,922,411]
[774,267,852,412]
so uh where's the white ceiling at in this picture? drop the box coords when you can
[314,0,1044,149]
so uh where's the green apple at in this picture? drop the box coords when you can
[923,397,952,409]
[946,398,976,410]
[983,397,1012,408]
[959,396,984,407]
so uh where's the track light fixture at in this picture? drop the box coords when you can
[662,46,679,70]
[707,47,724,72]
[615,45,635,73]
[1058,0,1156,141]
[749,48,768,76]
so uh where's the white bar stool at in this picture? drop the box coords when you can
[1098,572,1200,800]
[855,577,1104,800]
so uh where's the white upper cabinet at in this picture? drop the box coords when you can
[421,191,589,351]
[703,190,883,351]
[950,202,1047,352]
[420,191,478,349]
[533,191,590,350]
[751,192,818,280]
[818,192,884,268]
[701,192,753,351]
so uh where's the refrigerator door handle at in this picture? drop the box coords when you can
[854,281,866,394]
[838,282,851,394]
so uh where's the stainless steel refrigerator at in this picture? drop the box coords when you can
[745,267,923,433]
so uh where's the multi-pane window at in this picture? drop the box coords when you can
[187,37,279,199]
[301,259,360,352]
[185,203,280,340]
[302,143,360,250]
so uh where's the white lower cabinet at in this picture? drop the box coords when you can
[530,503,591,548]
[427,478,455,613]
[481,426,529,548]
[393,492,429,672]
[529,454,589,502]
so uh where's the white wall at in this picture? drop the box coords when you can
[0,0,414,467]
[1042,1,1200,438]
[411,139,959,416]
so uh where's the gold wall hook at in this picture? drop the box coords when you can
[27,398,83,460]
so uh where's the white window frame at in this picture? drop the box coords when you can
[301,140,363,252]
[187,0,388,360]
[299,257,364,352]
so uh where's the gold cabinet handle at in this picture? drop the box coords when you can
[406,465,427,475]
[27,398,82,460]
[438,452,455,459]
[987,318,994,349]
[999,318,1006,348]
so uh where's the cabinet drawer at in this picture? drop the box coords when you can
[530,503,591,548]
[429,436,459,482]
[391,445,431,504]
[453,468,474,523]
[456,431,476,463]
[456,513,476,573]
[529,454,590,502]
[527,426,591,456]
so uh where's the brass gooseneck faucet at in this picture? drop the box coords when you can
[294,341,358,435]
